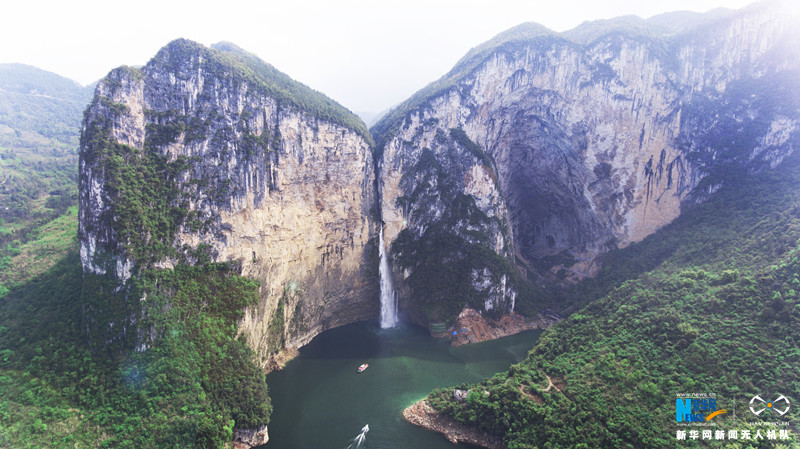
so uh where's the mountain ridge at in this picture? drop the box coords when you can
[374,0,799,325]
[1,2,799,447]
[147,38,372,143]
[371,0,794,149]
[79,37,379,372]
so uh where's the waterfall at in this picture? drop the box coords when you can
[379,226,398,328]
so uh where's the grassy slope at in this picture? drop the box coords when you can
[0,64,91,294]
[427,162,800,448]
[0,153,78,292]
[0,206,78,293]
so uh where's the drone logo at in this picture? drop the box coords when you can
[749,395,790,416]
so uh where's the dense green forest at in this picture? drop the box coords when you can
[0,43,378,446]
[426,161,800,448]
[0,59,278,448]
[0,250,271,448]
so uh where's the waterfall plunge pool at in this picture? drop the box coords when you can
[260,321,542,449]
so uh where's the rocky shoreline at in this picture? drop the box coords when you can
[231,425,269,449]
[402,400,506,449]
[435,308,556,346]
[264,347,300,373]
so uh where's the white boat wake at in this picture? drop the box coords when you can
[346,424,369,448]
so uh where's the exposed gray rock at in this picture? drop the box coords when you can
[79,39,378,366]
[233,425,269,448]
[375,1,800,295]
[379,125,518,325]
[454,389,469,402]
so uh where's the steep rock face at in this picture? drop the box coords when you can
[79,40,378,367]
[381,126,518,324]
[375,1,800,294]
[233,425,269,449]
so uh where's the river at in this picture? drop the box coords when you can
[259,321,541,449]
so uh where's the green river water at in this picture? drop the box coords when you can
[260,321,542,449]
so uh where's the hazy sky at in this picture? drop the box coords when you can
[1,0,759,113]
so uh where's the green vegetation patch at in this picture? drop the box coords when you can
[0,207,78,293]
[81,103,191,264]
[0,370,106,448]
[393,221,518,323]
[0,64,84,296]
[0,250,271,448]
[426,161,800,448]
[0,141,79,291]
[102,141,189,263]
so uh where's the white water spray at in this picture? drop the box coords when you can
[347,424,369,448]
[379,227,398,328]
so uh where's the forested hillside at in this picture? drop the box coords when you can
[0,249,272,448]
[0,64,94,295]
[2,4,799,447]
[426,159,800,448]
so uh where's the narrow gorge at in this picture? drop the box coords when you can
[73,1,800,447]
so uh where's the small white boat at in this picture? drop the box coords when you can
[357,363,368,373]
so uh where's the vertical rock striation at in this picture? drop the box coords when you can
[373,1,800,310]
[379,123,519,325]
[79,39,378,368]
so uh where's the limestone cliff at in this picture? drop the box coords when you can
[373,0,800,309]
[79,39,378,367]
[380,124,519,325]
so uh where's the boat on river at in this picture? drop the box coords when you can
[357,363,368,373]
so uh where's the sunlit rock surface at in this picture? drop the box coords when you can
[375,1,799,293]
[79,40,379,370]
